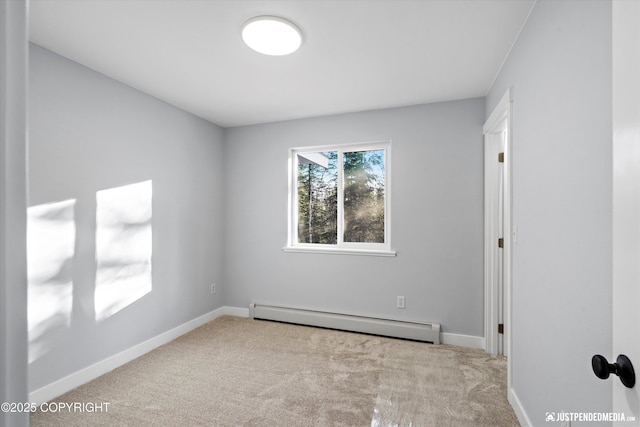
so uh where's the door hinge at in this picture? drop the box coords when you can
[498,323,504,334]
[498,152,504,163]
[498,237,504,248]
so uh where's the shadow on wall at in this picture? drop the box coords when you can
[27,180,153,364]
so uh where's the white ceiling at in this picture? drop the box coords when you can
[29,0,535,128]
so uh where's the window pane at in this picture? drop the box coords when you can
[343,149,385,243]
[297,151,338,244]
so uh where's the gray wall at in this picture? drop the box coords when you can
[223,98,485,337]
[28,44,226,392]
[486,0,612,424]
[1,1,29,426]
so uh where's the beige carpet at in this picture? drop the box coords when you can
[31,316,519,426]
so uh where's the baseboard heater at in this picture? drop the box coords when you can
[249,303,440,344]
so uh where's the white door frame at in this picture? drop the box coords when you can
[483,89,513,363]
[0,0,29,425]
[612,0,640,422]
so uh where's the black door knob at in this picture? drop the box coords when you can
[592,354,635,388]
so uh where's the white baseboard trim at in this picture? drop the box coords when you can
[225,306,483,349]
[29,306,227,404]
[221,306,250,318]
[440,332,485,349]
[508,387,532,427]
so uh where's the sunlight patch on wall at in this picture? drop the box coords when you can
[27,199,76,363]
[95,180,152,321]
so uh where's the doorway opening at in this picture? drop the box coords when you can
[483,89,512,360]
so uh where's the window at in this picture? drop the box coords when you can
[286,141,395,256]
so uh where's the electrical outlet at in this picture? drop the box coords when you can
[210,283,216,294]
[397,296,406,309]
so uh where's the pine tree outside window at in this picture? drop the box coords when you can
[286,141,394,256]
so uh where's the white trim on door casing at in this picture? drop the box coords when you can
[483,88,513,380]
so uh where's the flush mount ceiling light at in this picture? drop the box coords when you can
[241,16,302,56]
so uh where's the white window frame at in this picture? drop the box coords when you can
[284,140,396,257]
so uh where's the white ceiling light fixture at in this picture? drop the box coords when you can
[241,16,302,56]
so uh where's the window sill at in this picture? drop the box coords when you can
[282,246,397,257]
